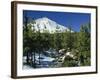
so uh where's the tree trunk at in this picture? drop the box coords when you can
[33,52,36,68]
[30,52,33,67]
[26,52,29,64]
[39,50,41,65]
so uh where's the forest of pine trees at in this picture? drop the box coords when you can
[23,17,91,68]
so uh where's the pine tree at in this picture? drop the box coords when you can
[23,17,37,67]
[53,26,62,51]
[77,23,90,66]
[61,26,74,51]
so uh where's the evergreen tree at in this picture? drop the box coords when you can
[23,17,37,67]
[61,26,74,51]
[53,26,62,51]
[77,23,90,66]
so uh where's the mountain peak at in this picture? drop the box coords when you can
[40,16,48,19]
[29,17,74,33]
[36,17,50,22]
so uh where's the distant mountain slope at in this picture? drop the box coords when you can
[28,17,74,33]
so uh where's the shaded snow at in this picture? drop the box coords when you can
[23,65,33,69]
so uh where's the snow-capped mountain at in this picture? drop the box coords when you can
[28,17,73,33]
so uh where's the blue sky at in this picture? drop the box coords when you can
[23,10,90,32]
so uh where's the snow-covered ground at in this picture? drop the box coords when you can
[32,53,55,62]
[23,52,56,69]
[23,64,33,69]
[23,50,77,69]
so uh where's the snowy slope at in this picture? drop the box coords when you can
[28,17,73,33]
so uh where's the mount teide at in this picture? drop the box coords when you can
[27,17,74,33]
